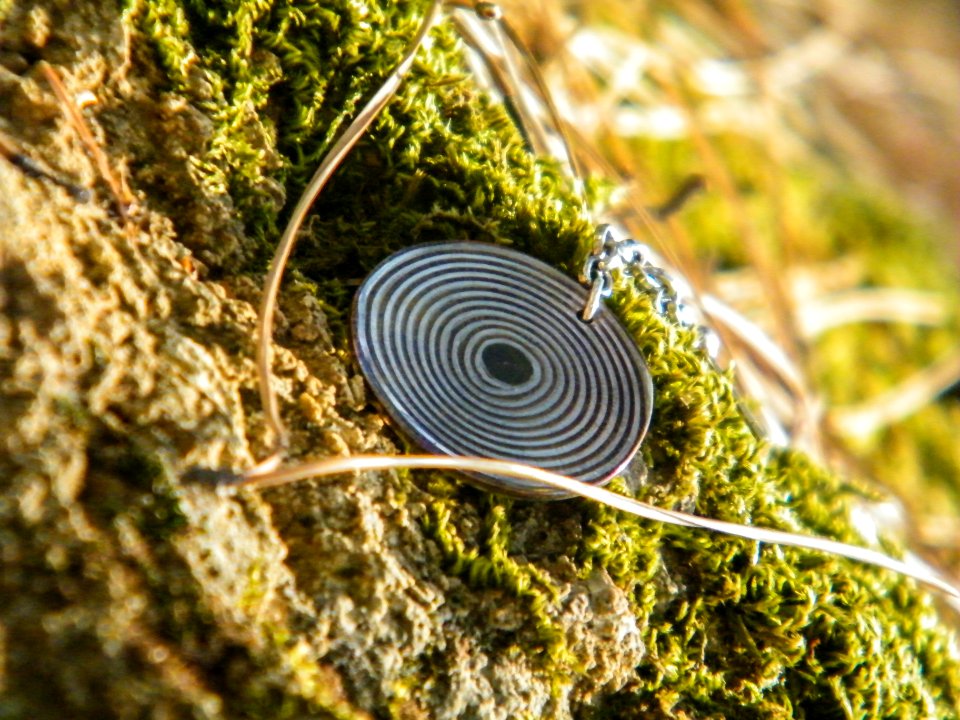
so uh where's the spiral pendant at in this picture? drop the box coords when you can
[352,242,653,499]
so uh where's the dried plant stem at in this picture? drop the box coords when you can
[830,347,960,440]
[798,289,950,337]
[39,62,132,219]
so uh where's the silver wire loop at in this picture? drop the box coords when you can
[581,273,610,322]
[450,0,586,213]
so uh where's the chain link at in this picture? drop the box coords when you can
[579,224,720,358]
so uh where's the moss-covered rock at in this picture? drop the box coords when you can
[0,0,957,718]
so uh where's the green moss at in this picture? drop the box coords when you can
[252,628,369,720]
[121,0,960,716]
[421,495,575,667]
[126,0,590,275]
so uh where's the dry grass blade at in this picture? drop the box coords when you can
[38,61,133,220]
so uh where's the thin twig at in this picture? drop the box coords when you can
[39,61,133,221]
[0,130,90,202]
[830,347,960,440]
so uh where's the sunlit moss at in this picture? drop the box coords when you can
[123,0,960,716]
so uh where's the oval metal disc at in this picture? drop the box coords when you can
[352,242,654,499]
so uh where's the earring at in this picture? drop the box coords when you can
[352,240,653,498]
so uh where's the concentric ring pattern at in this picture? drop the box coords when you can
[352,242,654,499]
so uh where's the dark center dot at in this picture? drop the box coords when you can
[481,342,534,386]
